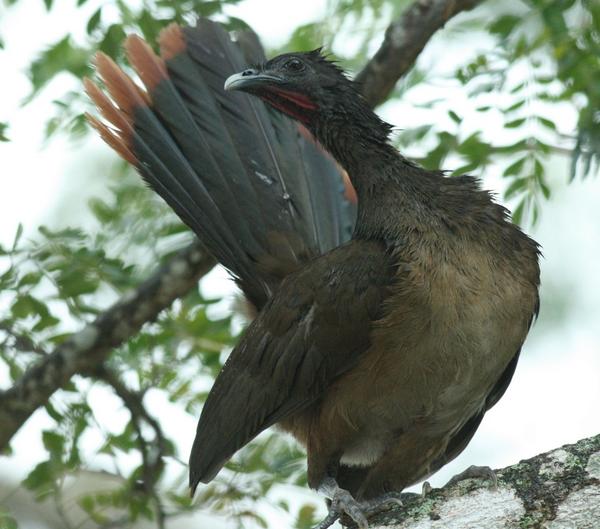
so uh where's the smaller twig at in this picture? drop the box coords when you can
[53,475,76,529]
[94,366,168,529]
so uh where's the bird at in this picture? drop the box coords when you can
[86,18,540,529]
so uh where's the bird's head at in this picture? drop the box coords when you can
[224,49,353,126]
[225,48,394,169]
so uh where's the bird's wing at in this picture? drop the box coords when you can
[189,240,395,490]
[433,293,539,471]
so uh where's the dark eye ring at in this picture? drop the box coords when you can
[285,58,304,71]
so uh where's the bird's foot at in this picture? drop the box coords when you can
[445,464,498,490]
[315,477,369,528]
[361,491,403,514]
[314,478,404,529]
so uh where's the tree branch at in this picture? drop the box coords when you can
[0,240,215,452]
[356,0,483,107]
[363,433,600,529]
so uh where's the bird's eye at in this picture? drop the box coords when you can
[284,58,304,72]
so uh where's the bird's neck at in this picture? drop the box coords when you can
[310,96,395,179]
[309,97,417,200]
[307,95,436,241]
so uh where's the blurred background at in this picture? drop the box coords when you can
[0,0,599,528]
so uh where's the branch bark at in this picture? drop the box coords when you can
[356,0,483,107]
[0,0,486,452]
[364,433,600,529]
[0,241,215,452]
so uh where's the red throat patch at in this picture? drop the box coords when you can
[260,87,318,124]
[270,88,318,110]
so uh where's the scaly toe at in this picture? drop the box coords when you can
[332,487,369,529]
[421,481,432,498]
[363,491,403,515]
[446,464,498,490]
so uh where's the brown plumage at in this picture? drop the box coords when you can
[87,19,540,528]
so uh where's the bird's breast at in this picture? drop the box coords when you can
[320,239,538,451]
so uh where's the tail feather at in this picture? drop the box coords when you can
[87,18,356,308]
[182,21,326,252]
[158,45,270,244]
[126,36,266,261]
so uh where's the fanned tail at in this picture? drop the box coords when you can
[86,19,355,308]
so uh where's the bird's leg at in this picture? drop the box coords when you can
[315,477,369,529]
[445,464,498,490]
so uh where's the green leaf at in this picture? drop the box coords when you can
[0,121,9,141]
[42,430,65,459]
[504,100,526,112]
[512,198,527,225]
[86,8,102,35]
[0,511,18,529]
[489,15,520,37]
[23,461,54,495]
[45,402,64,422]
[28,36,90,96]
[18,271,42,287]
[98,24,127,58]
[537,116,557,131]
[32,311,60,331]
[505,118,526,129]
[79,495,95,514]
[503,157,527,177]
[12,223,23,251]
[43,0,53,10]
[295,504,318,529]
[452,162,480,175]
[12,295,42,319]
[448,110,461,124]
[505,178,528,200]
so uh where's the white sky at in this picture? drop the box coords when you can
[1,1,599,528]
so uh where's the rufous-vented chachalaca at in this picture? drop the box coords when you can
[86,19,540,529]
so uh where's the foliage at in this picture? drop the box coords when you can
[391,0,600,223]
[0,0,599,528]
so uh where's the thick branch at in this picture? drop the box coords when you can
[0,241,215,452]
[356,0,483,107]
[364,433,600,528]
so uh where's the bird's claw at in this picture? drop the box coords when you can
[314,477,369,529]
[446,464,498,490]
[362,491,403,513]
[421,480,432,497]
[330,487,369,529]
[314,477,406,528]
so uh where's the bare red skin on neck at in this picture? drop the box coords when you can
[260,87,318,124]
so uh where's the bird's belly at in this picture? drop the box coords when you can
[321,279,533,457]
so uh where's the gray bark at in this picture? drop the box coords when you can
[366,433,600,529]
